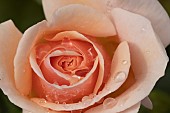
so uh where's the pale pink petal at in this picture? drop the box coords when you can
[0,21,47,113]
[43,0,170,47]
[49,4,116,37]
[141,97,153,110]
[106,0,170,47]
[119,102,141,113]
[14,20,48,95]
[42,0,105,22]
[0,20,21,93]
[93,8,169,112]
[22,109,69,113]
[31,41,130,111]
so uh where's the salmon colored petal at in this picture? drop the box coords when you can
[49,4,116,37]
[96,8,169,112]
[31,41,130,111]
[0,20,21,94]
[14,20,48,95]
[46,31,104,94]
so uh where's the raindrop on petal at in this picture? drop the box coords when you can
[103,98,117,109]
[114,72,126,82]
[39,99,47,104]
[55,101,59,104]
[82,99,92,106]
[122,60,128,65]
[82,96,90,102]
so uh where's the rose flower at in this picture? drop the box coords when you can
[0,0,170,113]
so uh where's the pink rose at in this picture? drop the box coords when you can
[0,0,170,113]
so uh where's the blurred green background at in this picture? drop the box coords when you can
[0,0,170,113]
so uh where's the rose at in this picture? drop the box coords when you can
[0,0,170,113]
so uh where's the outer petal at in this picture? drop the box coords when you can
[42,0,104,22]
[49,4,116,37]
[22,109,69,113]
[0,20,21,94]
[14,20,48,95]
[0,21,49,113]
[119,102,141,113]
[107,8,167,112]
[43,0,170,47]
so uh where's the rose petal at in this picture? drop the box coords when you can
[42,0,105,21]
[14,20,48,95]
[43,0,170,47]
[94,8,168,112]
[106,0,170,47]
[0,21,40,112]
[141,96,153,110]
[0,20,21,93]
[119,102,141,113]
[22,109,69,113]
[49,4,116,37]
[0,20,47,113]
[31,41,130,111]
[46,31,104,93]
[30,48,98,88]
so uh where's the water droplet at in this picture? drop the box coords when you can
[141,28,146,32]
[61,38,73,46]
[45,95,52,102]
[39,99,47,104]
[82,96,90,102]
[120,103,124,107]
[114,72,126,82]
[82,99,92,106]
[103,98,117,109]
[63,104,70,109]
[146,50,150,54]
[122,60,128,65]
[23,69,26,73]
[55,101,59,104]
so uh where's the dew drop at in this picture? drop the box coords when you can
[122,60,128,65]
[82,96,90,102]
[120,103,124,107]
[82,99,92,106]
[63,104,70,109]
[114,72,126,82]
[103,98,117,109]
[39,99,47,104]
[23,69,26,73]
[45,95,52,102]
[146,50,150,54]
[141,28,146,32]
[61,38,73,46]
[55,101,59,104]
